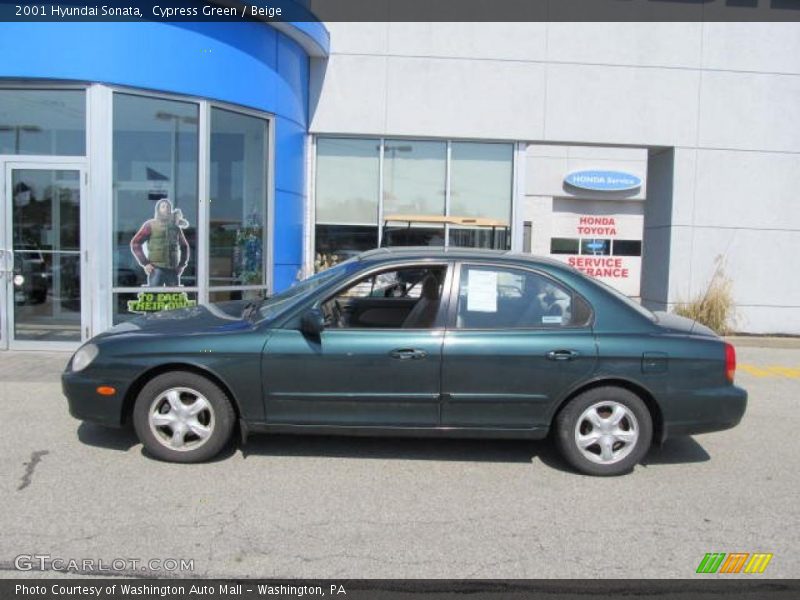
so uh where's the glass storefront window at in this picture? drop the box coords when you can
[0,89,85,155]
[113,291,199,324]
[581,238,611,256]
[383,140,446,217]
[314,137,514,265]
[112,93,199,289]
[209,289,268,303]
[11,169,82,341]
[315,224,378,271]
[613,239,642,256]
[382,226,445,248]
[316,138,379,225]
[449,227,509,250]
[551,238,580,255]
[209,107,268,288]
[450,142,512,222]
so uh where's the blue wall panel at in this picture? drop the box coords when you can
[273,188,305,266]
[274,118,307,196]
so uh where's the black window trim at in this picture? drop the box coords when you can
[446,260,595,332]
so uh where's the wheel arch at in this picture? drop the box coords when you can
[121,363,241,426]
[551,378,664,445]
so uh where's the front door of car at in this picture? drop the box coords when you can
[441,263,597,431]
[260,263,452,427]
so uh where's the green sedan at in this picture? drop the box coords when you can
[63,248,747,476]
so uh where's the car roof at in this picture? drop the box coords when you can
[357,246,577,271]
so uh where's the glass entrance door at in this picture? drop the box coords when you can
[1,164,87,349]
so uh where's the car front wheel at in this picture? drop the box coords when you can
[132,371,235,463]
[555,386,652,476]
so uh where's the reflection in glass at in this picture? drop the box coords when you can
[450,142,512,221]
[613,239,642,257]
[11,170,81,342]
[315,224,378,271]
[209,289,267,303]
[0,89,85,155]
[551,238,580,255]
[383,140,446,217]
[381,226,445,248]
[316,138,379,225]
[209,108,268,288]
[113,93,198,288]
[449,227,509,250]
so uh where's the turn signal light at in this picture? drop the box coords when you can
[724,343,736,383]
[96,386,116,396]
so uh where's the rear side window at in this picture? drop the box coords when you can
[455,265,591,329]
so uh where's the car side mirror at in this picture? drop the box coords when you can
[300,308,325,336]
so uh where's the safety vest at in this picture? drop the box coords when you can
[147,218,180,268]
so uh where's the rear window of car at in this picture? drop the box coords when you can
[455,264,592,329]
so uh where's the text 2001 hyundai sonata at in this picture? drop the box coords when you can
[63,248,747,476]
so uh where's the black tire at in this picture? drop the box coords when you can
[554,386,652,476]
[132,371,236,463]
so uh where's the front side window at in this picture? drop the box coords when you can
[456,265,591,329]
[321,266,447,329]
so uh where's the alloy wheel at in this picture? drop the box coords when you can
[148,387,215,452]
[574,401,639,465]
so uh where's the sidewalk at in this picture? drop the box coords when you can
[0,351,69,382]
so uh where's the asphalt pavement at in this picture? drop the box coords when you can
[0,345,798,579]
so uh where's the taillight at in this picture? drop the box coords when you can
[725,342,736,383]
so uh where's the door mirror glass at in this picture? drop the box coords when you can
[300,308,325,336]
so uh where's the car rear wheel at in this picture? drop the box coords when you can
[555,386,652,476]
[132,371,235,463]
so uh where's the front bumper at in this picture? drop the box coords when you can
[62,370,127,428]
[662,384,748,440]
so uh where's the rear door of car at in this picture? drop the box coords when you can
[441,262,598,431]
[260,261,453,428]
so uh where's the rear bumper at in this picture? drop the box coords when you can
[62,371,126,428]
[662,385,747,440]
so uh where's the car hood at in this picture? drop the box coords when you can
[653,311,718,338]
[97,300,256,338]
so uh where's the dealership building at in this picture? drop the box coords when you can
[0,16,798,350]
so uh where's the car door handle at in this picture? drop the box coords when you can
[390,348,428,360]
[546,350,580,361]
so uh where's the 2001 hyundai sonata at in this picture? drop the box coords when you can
[63,248,747,476]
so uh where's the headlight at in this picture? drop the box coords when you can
[71,343,99,372]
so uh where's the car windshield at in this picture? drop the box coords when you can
[255,260,357,321]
